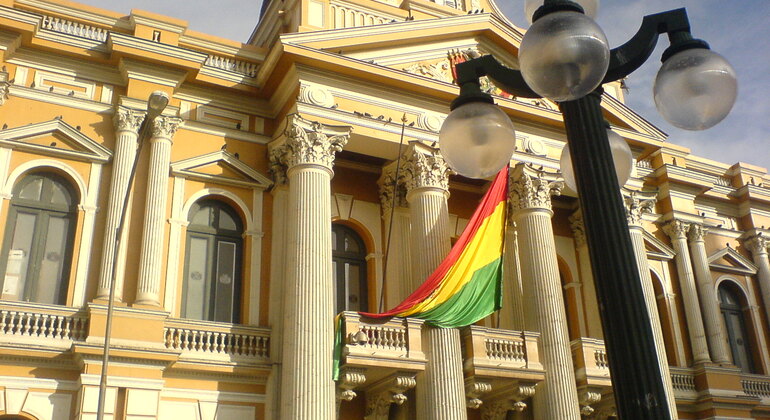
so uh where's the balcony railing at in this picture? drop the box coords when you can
[164,318,270,364]
[571,337,611,387]
[0,301,87,349]
[463,326,543,378]
[742,374,770,401]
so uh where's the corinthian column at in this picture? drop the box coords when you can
[509,163,580,420]
[623,192,678,419]
[744,233,770,330]
[97,107,145,301]
[136,116,182,305]
[272,115,351,420]
[401,142,466,420]
[663,220,710,364]
[687,224,730,364]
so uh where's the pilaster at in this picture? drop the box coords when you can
[569,210,601,338]
[663,219,711,364]
[379,163,413,304]
[272,114,351,420]
[509,163,580,420]
[97,106,146,301]
[136,115,182,306]
[623,192,678,418]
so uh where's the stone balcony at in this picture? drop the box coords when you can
[0,301,88,355]
[461,326,544,416]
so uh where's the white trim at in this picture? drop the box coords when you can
[195,105,249,131]
[714,276,752,307]
[708,247,758,275]
[80,373,165,390]
[3,158,88,202]
[161,387,265,404]
[9,85,113,113]
[72,162,102,307]
[33,69,96,100]
[164,176,187,316]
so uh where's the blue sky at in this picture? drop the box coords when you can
[77,0,770,170]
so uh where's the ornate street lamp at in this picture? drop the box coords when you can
[439,1,737,418]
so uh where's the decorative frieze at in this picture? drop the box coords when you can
[623,190,656,227]
[508,163,563,212]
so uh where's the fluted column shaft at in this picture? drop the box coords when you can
[275,116,350,420]
[663,220,711,364]
[745,235,770,332]
[687,224,730,363]
[402,144,466,420]
[509,164,580,420]
[97,107,145,301]
[136,116,181,305]
[569,212,602,339]
[624,194,678,418]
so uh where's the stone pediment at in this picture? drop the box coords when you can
[171,150,272,189]
[708,247,757,275]
[643,231,675,261]
[0,119,111,163]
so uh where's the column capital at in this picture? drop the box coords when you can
[378,163,408,211]
[569,210,586,247]
[150,115,182,140]
[744,233,770,256]
[662,219,690,241]
[623,190,656,227]
[284,114,351,170]
[687,223,708,243]
[508,163,563,213]
[268,145,288,186]
[401,142,450,194]
[114,106,146,133]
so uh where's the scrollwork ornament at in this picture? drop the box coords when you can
[0,81,9,106]
[624,191,656,227]
[114,106,145,133]
[378,167,408,210]
[509,164,563,212]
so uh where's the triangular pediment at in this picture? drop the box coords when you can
[171,151,273,189]
[280,13,666,141]
[643,231,675,261]
[0,119,111,163]
[708,247,757,275]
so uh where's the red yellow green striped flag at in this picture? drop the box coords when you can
[361,166,508,328]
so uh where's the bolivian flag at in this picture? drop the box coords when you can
[361,166,508,328]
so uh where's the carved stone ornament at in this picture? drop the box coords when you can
[281,115,351,170]
[298,83,335,108]
[364,373,417,420]
[402,143,451,193]
[465,379,492,409]
[578,389,602,417]
[744,233,770,256]
[417,111,445,133]
[268,144,288,186]
[379,164,408,211]
[508,163,563,212]
[662,219,690,241]
[0,80,8,106]
[150,115,183,140]
[336,367,366,402]
[114,106,146,133]
[479,383,536,420]
[623,190,656,227]
[402,59,453,84]
[569,210,586,247]
[687,223,708,243]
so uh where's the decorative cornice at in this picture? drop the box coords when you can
[279,114,351,171]
[569,210,586,247]
[150,115,183,140]
[623,190,656,227]
[509,163,563,212]
[114,106,145,133]
[687,223,708,243]
[662,220,690,241]
[402,142,450,193]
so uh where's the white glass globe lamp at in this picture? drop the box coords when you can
[525,0,599,23]
[439,102,516,179]
[560,128,633,192]
[653,48,737,131]
[519,11,610,102]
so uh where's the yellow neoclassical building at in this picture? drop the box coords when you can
[0,0,769,418]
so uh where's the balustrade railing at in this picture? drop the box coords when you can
[462,326,543,378]
[41,15,108,42]
[742,374,770,398]
[164,319,270,361]
[0,303,87,344]
[339,311,426,370]
[204,55,258,77]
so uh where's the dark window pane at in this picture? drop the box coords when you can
[214,241,237,322]
[35,215,69,304]
[18,178,43,201]
[344,234,359,253]
[184,237,209,320]
[218,209,237,231]
[191,206,213,227]
[49,181,72,206]
[331,224,367,315]
[346,263,361,311]
[2,212,36,299]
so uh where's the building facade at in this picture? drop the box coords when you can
[0,0,769,419]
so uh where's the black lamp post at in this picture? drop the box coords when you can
[439,1,737,418]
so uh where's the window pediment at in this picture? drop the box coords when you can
[0,119,111,163]
[171,150,272,189]
[708,247,757,275]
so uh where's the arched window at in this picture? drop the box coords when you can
[332,224,368,314]
[182,199,243,323]
[0,173,77,305]
[718,282,755,373]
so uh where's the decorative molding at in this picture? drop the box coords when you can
[417,111,445,133]
[465,379,492,409]
[642,230,676,261]
[744,233,770,256]
[509,163,563,212]
[0,119,111,163]
[9,85,113,113]
[402,142,450,193]
[195,105,250,131]
[623,190,656,227]
[578,389,602,416]
[378,162,408,210]
[299,82,335,108]
[402,59,453,84]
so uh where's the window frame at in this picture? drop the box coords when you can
[331,223,369,314]
[0,172,78,305]
[718,282,757,373]
[181,199,244,324]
